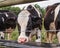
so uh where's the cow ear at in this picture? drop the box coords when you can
[27,5,33,10]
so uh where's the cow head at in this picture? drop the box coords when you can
[0,10,17,33]
[17,5,42,43]
[5,11,17,33]
[0,10,17,40]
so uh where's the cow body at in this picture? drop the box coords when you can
[17,5,42,43]
[44,3,60,43]
[0,10,17,40]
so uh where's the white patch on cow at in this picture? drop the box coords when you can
[57,31,60,43]
[18,10,30,33]
[4,13,8,17]
[57,31,60,37]
[2,17,4,22]
[18,10,30,42]
[54,4,60,22]
[0,32,4,39]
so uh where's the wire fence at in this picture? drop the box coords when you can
[0,30,60,32]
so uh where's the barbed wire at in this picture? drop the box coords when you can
[0,30,60,33]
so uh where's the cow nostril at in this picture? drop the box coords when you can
[19,38,27,43]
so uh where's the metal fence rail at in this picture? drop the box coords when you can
[0,0,42,7]
[0,40,60,48]
[0,40,41,48]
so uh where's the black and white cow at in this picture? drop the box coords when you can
[17,5,42,43]
[0,10,17,40]
[44,3,60,43]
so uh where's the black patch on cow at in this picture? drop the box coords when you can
[0,13,6,31]
[0,10,9,13]
[44,7,55,30]
[5,12,17,29]
[25,5,42,36]
[26,14,42,32]
[5,19,16,29]
[27,5,39,17]
[46,3,60,12]
[0,10,17,31]
[44,3,60,31]
[17,23,21,35]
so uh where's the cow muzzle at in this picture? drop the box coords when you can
[17,36,28,43]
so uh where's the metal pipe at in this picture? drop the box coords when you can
[0,0,42,7]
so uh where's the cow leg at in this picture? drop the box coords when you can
[0,32,4,39]
[35,28,41,42]
[47,22,56,43]
[28,33,32,42]
[49,32,53,43]
[46,32,56,43]
[57,31,60,43]
[51,32,56,42]
[7,33,11,40]
[5,27,14,40]
[46,32,53,43]
[46,32,49,43]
